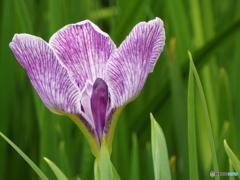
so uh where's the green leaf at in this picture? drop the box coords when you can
[150,113,171,180]
[14,0,33,33]
[135,18,240,137]
[94,160,100,180]
[188,51,219,179]
[229,159,235,180]
[130,133,140,180]
[167,0,191,60]
[100,137,113,180]
[112,163,121,180]
[95,159,121,180]
[187,56,199,180]
[223,140,240,178]
[43,157,68,180]
[169,156,176,180]
[0,132,49,180]
[169,37,188,179]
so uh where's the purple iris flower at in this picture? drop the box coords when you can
[9,18,165,157]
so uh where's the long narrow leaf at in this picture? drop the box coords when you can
[188,51,219,179]
[95,159,121,180]
[130,133,140,180]
[223,140,240,178]
[150,113,171,180]
[0,132,48,180]
[112,163,121,180]
[136,18,240,129]
[187,57,199,180]
[94,160,100,180]
[169,156,176,180]
[43,157,68,180]
[100,137,113,180]
[169,37,188,178]
[229,159,235,180]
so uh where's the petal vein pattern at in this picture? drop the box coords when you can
[106,18,165,107]
[49,20,116,91]
[9,17,166,152]
[9,34,81,115]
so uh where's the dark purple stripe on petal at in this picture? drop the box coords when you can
[103,108,115,135]
[9,34,81,115]
[49,20,116,92]
[90,78,109,141]
[106,18,165,107]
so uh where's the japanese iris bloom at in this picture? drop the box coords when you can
[9,17,165,158]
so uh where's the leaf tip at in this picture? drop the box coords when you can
[43,157,49,163]
[223,139,228,147]
[150,112,153,118]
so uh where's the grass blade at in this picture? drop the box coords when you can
[136,18,240,137]
[14,0,33,33]
[44,157,68,180]
[167,0,190,61]
[0,0,14,178]
[187,57,199,180]
[112,163,121,180]
[130,133,140,180]
[188,51,219,179]
[94,160,100,180]
[0,132,48,180]
[169,156,176,180]
[223,140,240,178]
[150,113,171,180]
[229,159,235,180]
[169,37,188,179]
[100,137,113,180]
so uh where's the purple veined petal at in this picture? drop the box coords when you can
[9,34,81,116]
[49,20,116,92]
[90,78,109,142]
[80,80,94,122]
[106,17,165,107]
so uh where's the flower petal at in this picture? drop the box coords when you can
[49,20,116,91]
[106,17,165,107]
[91,78,109,141]
[9,34,80,114]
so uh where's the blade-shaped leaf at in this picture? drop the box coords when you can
[43,157,68,180]
[112,163,121,180]
[188,51,219,179]
[0,132,48,180]
[150,113,171,180]
[229,159,235,180]
[169,156,176,180]
[100,136,113,180]
[223,140,240,178]
[95,159,121,180]
[94,160,100,180]
[187,53,199,180]
[130,133,140,180]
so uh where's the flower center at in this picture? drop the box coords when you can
[90,78,109,142]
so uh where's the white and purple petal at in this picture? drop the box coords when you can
[49,20,116,91]
[106,17,165,107]
[9,34,81,115]
[9,17,166,150]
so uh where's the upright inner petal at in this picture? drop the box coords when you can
[90,78,109,141]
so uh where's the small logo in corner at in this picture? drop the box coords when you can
[210,171,215,177]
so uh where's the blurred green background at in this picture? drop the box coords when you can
[0,0,240,179]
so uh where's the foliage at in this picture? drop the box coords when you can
[0,0,240,179]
